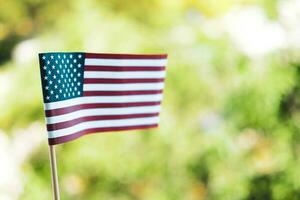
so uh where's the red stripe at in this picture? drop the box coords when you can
[84,78,165,84]
[48,124,158,145]
[84,66,165,71]
[85,53,167,59]
[47,113,159,131]
[83,90,163,96]
[46,102,161,117]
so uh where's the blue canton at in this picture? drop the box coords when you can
[39,52,85,103]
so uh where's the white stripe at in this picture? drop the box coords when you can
[84,71,166,79]
[46,105,161,124]
[85,58,167,66]
[48,116,159,138]
[45,94,163,110]
[83,83,164,91]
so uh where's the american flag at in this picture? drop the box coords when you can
[38,52,167,145]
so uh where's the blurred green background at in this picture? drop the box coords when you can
[1,0,300,199]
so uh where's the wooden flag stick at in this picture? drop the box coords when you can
[49,145,60,200]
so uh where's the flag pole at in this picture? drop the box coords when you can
[49,145,60,200]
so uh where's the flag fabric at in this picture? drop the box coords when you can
[38,52,168,145]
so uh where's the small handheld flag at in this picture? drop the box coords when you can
[38,52,168,145]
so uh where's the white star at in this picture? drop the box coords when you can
[70,55,73,58]
[66,88,68,92]
[58,80,61,84]
[70,64,73,68]
[42,56,46,60]
[59,65,62,69]
[67,59,70,63]
[73,59,77,63]
[74,68,77,72]
[67,69,70,73]
[78,64,81,68]
[55,95,59,99]
[52,65,55,69]
[62,60,64,64]
[59,89,62,93]
[50,90,54,94]
[58,55,61,59]
[78,55,82,58]
[72,92,75,96]
[54,85,58,89]
[45,86,49,90]
[77,91,81,95]
[71,82,74,87]
[47,61,50,65]
[48,70,51,75]
[66,74,68,78]
[61,74,64,78]
[77,82,81,86]
[44,76,48,80]
[77,73,81,77]
[55,60,58,64]
[70,87,72,91]
[68,78,71,82]
[56,70,60,74]
[46,96,50,100]
[50,55,54,59]
[49,80,53,85]
[53,75,56,79]
[74,87,77,91]
[70,73,73,77]
[63,94,66,97]
[43,66,47,70]
[63,69,66,73]
[63,55,66,59]
[68,93,71,97]
[74,78,77,81]
[62,84,65,88]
